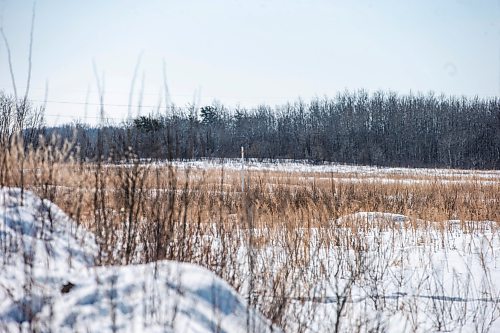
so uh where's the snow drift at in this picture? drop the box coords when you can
[0,188,277,333]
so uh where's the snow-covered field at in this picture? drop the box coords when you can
[1,183,499,332]
[0,188,278,333]
[281,213,500,332]
[169,158,500,180]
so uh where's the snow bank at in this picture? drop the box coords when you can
[0,188,278,333]
[47,261,275,333]
[0,187,97,328]
[335,212,408,226]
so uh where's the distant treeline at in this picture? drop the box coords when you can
[3,90,499,169]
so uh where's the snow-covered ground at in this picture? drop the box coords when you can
[181,212,500,332]
[294,213,500,332]
[166,158,500,185]
[0,188,278,333]
[169,158,500,177]
[1,186,499,332]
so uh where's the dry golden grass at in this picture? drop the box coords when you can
[3,140,498,234]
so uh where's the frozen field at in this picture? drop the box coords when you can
[1,185,499,332]
[168,158,500,184]
[242,213,500,332]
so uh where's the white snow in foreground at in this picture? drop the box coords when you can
[1,186,499,332]
[294,213,500,332]
[0,188,278,333]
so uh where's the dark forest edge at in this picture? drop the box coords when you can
[2,89,499,169]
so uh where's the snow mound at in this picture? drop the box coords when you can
[335,212,408,228]
[48,262,276,333]
[0,188,97,268]
[0,188,278,333]
[0,188,97,324]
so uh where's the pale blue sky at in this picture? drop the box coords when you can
[0,0,499,124]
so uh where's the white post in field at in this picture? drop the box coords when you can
[241,146,245,192]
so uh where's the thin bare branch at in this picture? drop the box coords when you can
[0,27,18,101]
[23,2,36,105]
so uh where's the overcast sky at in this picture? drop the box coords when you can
[0,0,499,124]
